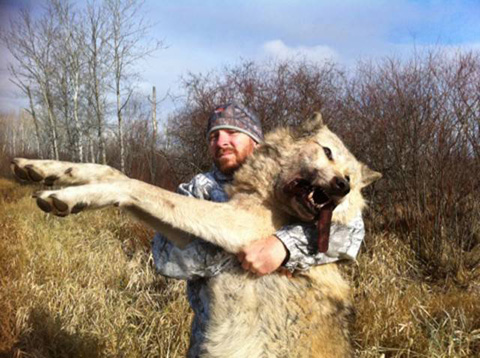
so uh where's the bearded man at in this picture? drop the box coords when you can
[152,102,365,358]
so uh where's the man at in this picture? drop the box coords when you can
[152,102,365,358]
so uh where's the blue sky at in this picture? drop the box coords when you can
[1,0,480,114]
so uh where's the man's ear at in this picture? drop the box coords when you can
[360,163,382,187]
[293,112,326,139]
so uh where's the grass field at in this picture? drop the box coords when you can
[0,177,479,357]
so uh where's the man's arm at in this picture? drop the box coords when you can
[239,212,365,274]
[152,233,235,280]
[151,173,235,280]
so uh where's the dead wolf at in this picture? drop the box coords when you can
[11,114,381,358]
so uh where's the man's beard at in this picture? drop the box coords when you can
[214,147,243,174]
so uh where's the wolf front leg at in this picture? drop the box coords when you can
[122,179,277,252]
[33,182,196,248]
[34,179,275,253]
[11,158,127,186]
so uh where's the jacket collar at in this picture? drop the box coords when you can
[212,165,233,183]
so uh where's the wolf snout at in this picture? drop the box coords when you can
[330,176,350,196]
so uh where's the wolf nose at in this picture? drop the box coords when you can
[331,177,350,196]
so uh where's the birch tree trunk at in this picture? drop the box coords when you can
[60,71,75,159]
[106,0,163,173]
[26,85,42,158]
[42,83,59,160]
[116,76,125,172]
[92,51,107,165]
[87,1,108,165]
[72,70,84,162]
[150,85,157,182]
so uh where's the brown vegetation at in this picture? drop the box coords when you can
[0,178,191,358]
[167,50,480,286]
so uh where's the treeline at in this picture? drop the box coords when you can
[1,0,162,175]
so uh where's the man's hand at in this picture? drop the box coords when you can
[237,236,289,276]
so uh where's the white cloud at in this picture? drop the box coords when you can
[262,40,339,63]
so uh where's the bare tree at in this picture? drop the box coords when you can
[2,0,165,168]
[105,0,163,172]
[49,0,87,162]
[337,49,480,280]
[150,85,157,181]
[85,0,110,164]
[3,7,61,159]
[164,52,479,282]
[169,59,345,179]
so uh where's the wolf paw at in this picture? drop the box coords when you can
[32,184,125,217]
[11,158,126,186]
[34,190,88,217]
[11,158,76,187]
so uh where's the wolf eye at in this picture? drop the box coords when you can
[323,147,333,160]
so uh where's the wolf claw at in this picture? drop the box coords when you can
[25,165,43,182]
[36,197,53,213]
[51,196,69,212]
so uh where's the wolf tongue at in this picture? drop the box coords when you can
[317,202,335,253]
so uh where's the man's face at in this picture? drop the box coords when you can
[209,129,257,174]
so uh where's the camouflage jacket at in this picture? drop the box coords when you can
[151,167,365,358]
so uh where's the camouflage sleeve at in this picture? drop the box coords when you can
[275,212,365,272]
[151,174,235,280]
[152,233,236,280]
[176,176,212,199]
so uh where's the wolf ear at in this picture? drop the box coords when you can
[360,164,382,187]
[293,112,326,138]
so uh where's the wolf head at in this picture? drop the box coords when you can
[275,113,382,224]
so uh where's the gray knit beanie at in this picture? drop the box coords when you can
[206,102,264,143]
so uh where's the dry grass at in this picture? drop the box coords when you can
[0,179,191,358]
[352,234,480,357]
[0,178,479,357]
